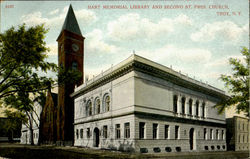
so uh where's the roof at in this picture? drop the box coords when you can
[72,54,227,99]
[61,4,82,35]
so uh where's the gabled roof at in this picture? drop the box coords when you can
[61,4,82,35]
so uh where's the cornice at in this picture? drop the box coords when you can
[72,58,227,100]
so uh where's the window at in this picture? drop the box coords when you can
[95,98,100,114]
[222,130,224,140]
[103,95,110,112]
[216,129,219,140]
[189,99,193,115]
[175,126,179,139]
[72,61,78,70]
[103,125,108,138]
[153,123,158,139]
[116,124,121,139]
[80,129,83,138]
[165,125,169,139]
[196,101,199,116]
[181,97,186,114]
[210,129,213,140]
[86,101,92,116]
[87,128,90,138]
[76,129,79,139]
[204,128,207,140]
[173,95,178,113]
[202,102,205,117]
[124,123,130,138]
[139,122,145,139]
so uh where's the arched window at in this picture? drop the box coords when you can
[72,61,78,70]
[181,97,186,114]
[189,99,193,115]
[95,98,101,114]
[173,95,178,113]
[202,102,205,117]
[196,101,199,116]
[104,95,110,112]
[86,100,92,116]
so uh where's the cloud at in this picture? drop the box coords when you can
[20,7,97,28]
[136,44,211,65]
[49,9,59,15]
[190,21,248,42]
[107,13,192,41]
[86,29,120,54]
[46,43,58,55]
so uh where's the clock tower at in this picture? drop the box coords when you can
[56,4,84,145]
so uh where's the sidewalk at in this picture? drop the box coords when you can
[0,143,249,159]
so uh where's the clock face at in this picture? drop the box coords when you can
[72,43,79,52]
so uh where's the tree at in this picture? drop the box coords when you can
[0,24,82,145]
[216,47,249,116]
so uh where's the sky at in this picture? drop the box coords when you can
[1,0,249,93]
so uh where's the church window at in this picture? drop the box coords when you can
[196,101,199,116]
[103,125,108,138]
[202,102,205,117]
[124,123,130,138]
[175,125,179,139]
[165,125,169,139]
[103,94,110,112]
[153,123,158,139]
[115,124,120,139]
[181,97,186,114]
[139,122,146,139]
[72,61,78,70]
[80,129,83,138]
[95,98,101,114]
[173,95,178,113]
[189,99,193,115]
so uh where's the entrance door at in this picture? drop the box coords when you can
[94,128,100,147]
[189,128,195,150]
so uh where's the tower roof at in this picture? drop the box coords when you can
[61,4,82,35]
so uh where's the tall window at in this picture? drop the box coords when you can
[80,129,83,138]
[202,102,205,117]
[196,101,199,116]
[76,129,79,139]
[181,97,186,114]
[216,129,219,140]
[87,128,90,138]
[86,101,92,116]
[103,125,108,138]
[189,99,193,115]
[165,125,169,139]
[222,130,224,140]
[204,128,207,140]
[124,123,130,138]
[173,95,178,113]
[139,122,145,139]
[153,123,158,139]
[95,98,100,114]
[72,61,78,70]
[175,126,179,139]
[103,95,110,112]
[116,124,121,139]
[210,129,213,140]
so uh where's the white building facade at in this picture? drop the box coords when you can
[72,54,227,153]
[20,102,42,145]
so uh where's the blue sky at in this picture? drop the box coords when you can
[1,0,249,91]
